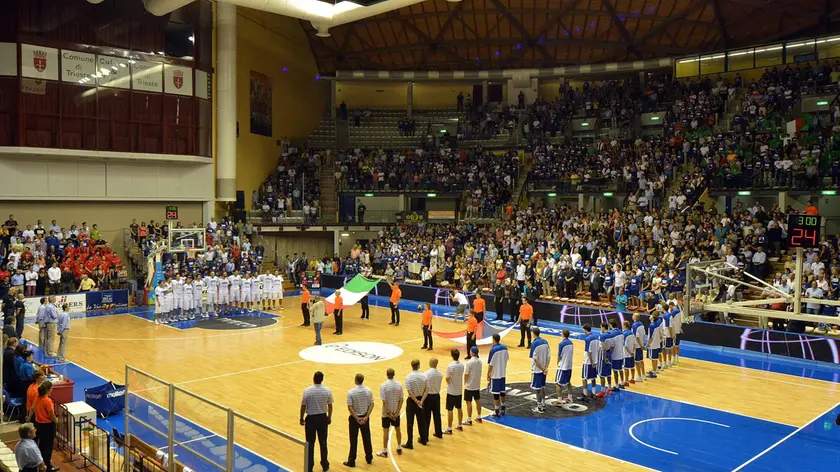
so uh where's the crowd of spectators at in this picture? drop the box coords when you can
[334,147,520,201]
[254,149,321,222]
[0,216,127,298]
[460,102,519,140]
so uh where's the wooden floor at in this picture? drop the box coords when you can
[32,296,840,472]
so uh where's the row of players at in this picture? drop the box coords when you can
[152,271,286,324]
[542,303,683,412]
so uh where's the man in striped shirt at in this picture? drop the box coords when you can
[487,333,509,417]
[554,329,574,404]
[464,346,483,424]
[345,373,374,468]
[529,328,551,413]
[403,360,429,449]
[300,371,333,472]
[444,349,465,434]
[424,358,444,439]
[377,369,404,458]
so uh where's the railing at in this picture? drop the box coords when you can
[528,178,626,194]
[124,366,309,472]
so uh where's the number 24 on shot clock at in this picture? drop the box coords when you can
[166,205,179,220]
[787,214,821,248]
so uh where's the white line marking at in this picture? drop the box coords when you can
[386,412,406,472]
[675,365,840,392]
[484,420,659,471]
[159,434,217,449]
[731,401,840,471]
[178,360,308,385]
[628,418,730,455]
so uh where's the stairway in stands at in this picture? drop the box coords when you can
[320,159,338,223]
[336,118,350,149]
[512,161,533,209]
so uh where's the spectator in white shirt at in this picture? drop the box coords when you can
[47,264,61,294]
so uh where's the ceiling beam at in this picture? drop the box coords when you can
[368,8,710,26]
[338,37,696,59]
[602,0,642,59]
[498,0,583,67]
[488,0,552,60]
[710,0,730,49]
[417,1,465,66]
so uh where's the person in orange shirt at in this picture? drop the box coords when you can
[518,299,533,348]
[389,283,401,326]
[420,303,434,350]
[466,310,478,358]
[301,286,311,326]
[473,296,486,323]
[333,290,344,335]
[29,381,58,472]
[25,370,45,421]
[805,200,819,216]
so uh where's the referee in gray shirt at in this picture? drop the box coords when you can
[15,423,45,472]
[300,371,333,472]
[344,373,374,468]
[403,359,429,449]
[424,358,444,439]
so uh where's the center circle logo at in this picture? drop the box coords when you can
[299,342,404,364]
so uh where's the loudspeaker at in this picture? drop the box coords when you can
[235,190,245,210]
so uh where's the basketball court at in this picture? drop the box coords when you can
[20,290,840,472]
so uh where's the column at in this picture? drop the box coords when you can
[216,1,237,202]
[330,80,337,119]
[333,230,341,255]
[482,80,489,105]
[639,71,646,90]
[407,81,413,118]
[202,200,215,226]
[578,193,585,211]
[778,191,787,210]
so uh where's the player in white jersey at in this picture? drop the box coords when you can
[162,277,175,323]
[229,271,241,308]
[272,270,284,310]
[669,301,683,365]
[631,313,647,382]
[153,280,168,325]
[183,278,193,319]
[581,325,598,400]
[622,320,637,386]
[250,273,261,311]
[205,272,218,316]
[487,333,509,417]
[609,319,626,390]
[257,272,269,311]
[171,275,184,320]
[647,312,663,378]
[554,329,575,405]
[218,275,231,315]
[529,328,551,412]
[192,274,205,318]
[240,273,252,312]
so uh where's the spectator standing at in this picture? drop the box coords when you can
[14,423,46,472]
[300,371,333,472]
[14,292,25,339]
[344,373,374,468]
[47,264,60,295]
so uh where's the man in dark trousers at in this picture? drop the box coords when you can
[493,282,507,321]
[403,359,429,449]
[300,371,333,472]
[344,373,374,468]
[524,280,540,326]
[357,202,367,224]
[14,292,26,339]
[508,281,522,323]
[590,267,604,302]
[563,267,577,298]
[360,293,370,319]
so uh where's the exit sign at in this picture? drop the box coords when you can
[166,205,179,220]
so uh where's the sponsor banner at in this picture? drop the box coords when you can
[23,293,87,321]
[21,44,59,80]
[61,49,96,84]
[86,289,130,311]
[195,69,211,100]
[0,42,17,76]
[299,342,403,364]
[132,60,163,92]
[96,54,131,89]
[164,64,193,96]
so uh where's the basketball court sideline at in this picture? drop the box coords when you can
[26,294,840,472]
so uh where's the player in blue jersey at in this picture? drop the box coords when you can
[631,313,646,382]
[595,322,613,398]
[661,307,673,369]
[487,333,509,417]
[647,312,663,378]
[609,319,626,390]
[581,324,598,401]
[529,328,551,413]
[622,320,637,385]
[553,329,575,404]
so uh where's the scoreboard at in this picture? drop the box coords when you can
[166,205,179,220]
[787,214,821,249]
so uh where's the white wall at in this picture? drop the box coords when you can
[0,158,213,201]
[507,77,538,107]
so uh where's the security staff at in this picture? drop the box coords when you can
[301,285,311,326]
[518,299,533,348]
[360,293,370,320]
[494,282,507,321]
[508,281,522,322]
[333,290,344,335]
[389,283,401,326]
[403,360,428,449]
[423,358,444,439]
[30,382,59,472]
[344,373,374,468]
[466,310,478,358]
[300,371,333,472]
[524,279,540,326]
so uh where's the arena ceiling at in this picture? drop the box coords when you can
[302,0,840,73]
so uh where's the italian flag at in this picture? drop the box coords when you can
[324,275,380,312]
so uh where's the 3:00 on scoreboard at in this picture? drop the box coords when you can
[787,214,821,249]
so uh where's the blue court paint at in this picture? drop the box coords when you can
[733,403,840,472]
[485,390,796,472]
